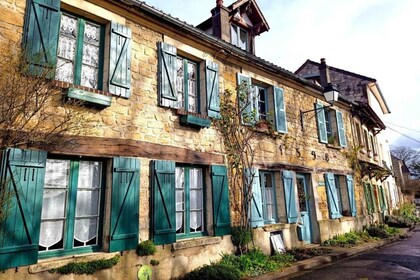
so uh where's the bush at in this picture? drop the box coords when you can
[182,264,241,280]
[270,252,295,266]
[136,240,157,256]
[365,225,389,239]
[286,247,324,261]
[49,256,119,275]
[231,226,252,253]
[150,259,159,266]
[385,215,414,228]
[322,231,362,247]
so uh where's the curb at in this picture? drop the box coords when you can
[250,229,413,280]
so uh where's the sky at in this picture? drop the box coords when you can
[145,0,420,148]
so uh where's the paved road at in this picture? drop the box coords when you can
[289,229,420,280]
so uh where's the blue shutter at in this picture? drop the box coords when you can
[336,111,347,147]
[325,173,341,219]
[211,165,231,236]
[23,0,60,77]
[0,148,47,270]
[109,157,140,252]
[152,160,176,245]
[206,61,220,118]
[158,42,179,108]
[346,175,357,217]
[273,86,287,133]
[237,73,253,125]
[315,103,328,143]
[246,169,263,227]
[282,170,298,223]
[109,22,132,98]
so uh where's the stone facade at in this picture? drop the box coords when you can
[0,0,397,279]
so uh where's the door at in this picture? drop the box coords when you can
[296,174,312,243]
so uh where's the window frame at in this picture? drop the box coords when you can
[231,24,249,51]
[39,156,106,259]
[259,171,277,224]
[176,56,200,113]
[56,11,105,90]
[254,85,268,122]
[175,165,207,239]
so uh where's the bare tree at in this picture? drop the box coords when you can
[391,146,420,166]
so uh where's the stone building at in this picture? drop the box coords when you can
[0,0,398,279]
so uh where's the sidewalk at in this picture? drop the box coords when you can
[250,228,413,280]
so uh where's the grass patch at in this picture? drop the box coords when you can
[49,255,119,275]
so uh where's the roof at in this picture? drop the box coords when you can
[296,59,391,114]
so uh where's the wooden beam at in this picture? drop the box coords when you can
[47,136,225,165]
[255,162,313,173]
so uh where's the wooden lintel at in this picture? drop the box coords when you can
[47,136,225,165]
[255,162,313,173]
[315,168,353,176]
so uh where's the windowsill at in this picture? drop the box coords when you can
[326,144,342,150]
[55,81,112,108]
[262,223,289,232]
[339,216,355,222]
[29,252,120,274]
[172,236,222,251]
[176,109,211,128]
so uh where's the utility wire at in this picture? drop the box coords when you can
[386,126,420,144]
[385,122,420,133]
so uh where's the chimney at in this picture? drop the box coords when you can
[319,58,331,87]
[211,0,230,42]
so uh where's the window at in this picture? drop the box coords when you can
[56,13,104,90]
[231,24,248,51]
[325,173,356,218]
[236,73,287,133]
[316,103,347,147]
[39,159,103,256]
[354,121,364,147]
[23,1,132,99]
[158,42,220,121]
[259,171,277,224]
[176,57,199,113]
[175,166,205,238]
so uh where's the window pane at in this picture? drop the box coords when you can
[258,87,266,120]
[231,25,238,45]
[39,221,64,250]
[176,167,185,233]
[76,190,100,216]
[187,62,197,112]
[74,218,98,245]
[56,14,77,83]
[78,161,102,189]
[176,58,184,108]
[190,211,202,232]
[45,159,70,188]
[239,28,247,50]
[41,190,67,219]
[189,168,203,233]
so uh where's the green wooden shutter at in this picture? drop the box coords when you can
[379,186,387,211]
[152,160,176,245]
[109,157,140,252]
[324,173,341,219]
[246,169,263,227]
[237,73,253,125]
[363,183,372,214]
[336,111,347,147]
[22,0,60,77]
[158,42,179,108]
[211,165,231,236]
[273,86,287,133]
[206,61,220,118]
[109,22,132,98]
[346,175,357,217]
[0,148,47,270]
[315,103,328,143]
[282,170,298,223]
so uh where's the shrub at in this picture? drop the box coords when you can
[385,215,414,228]
[365,225,389,239]
[150,259,159,266]
[231,226,252,254]
[322,231,362,247]
[270,252,295,266]
[182,264,241,280]
[49,256,119,275]
[136,240,157,256]
[286,247,324,261]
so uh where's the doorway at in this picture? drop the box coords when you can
[296,174,312,243]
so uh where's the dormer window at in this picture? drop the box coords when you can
[231,24,248,51]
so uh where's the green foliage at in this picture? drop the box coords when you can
[365,224,389,239]
[150,259,159,266]
[231,226,252,253]
[136,240,157,256]
[286,247,324,261]
[322,231,363,247]
[270,252,295,266]
[49,256,119,275]
[397,203,420,222]
[181,264,241,280]
[385,215,415,228]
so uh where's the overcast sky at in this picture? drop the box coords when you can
[145,0,420,148]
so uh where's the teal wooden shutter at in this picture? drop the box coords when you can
[109,22,132,98]
[336,111,347,147]
[0,148,47,270]
[23,0,60,77]
[315,103,328,143]
[211,165,231,236]
[246,169,263,227]
[379,186,387,211]
[110,157,140,252]
[237,73,253,125]
[152,160,176,245]
[158,42,179,108]
[363,183,372,214]
[206,61,220,118]
[282,170,298,223]
[273,86,287,133]
[346,175,357,217]
[324,173,341,219]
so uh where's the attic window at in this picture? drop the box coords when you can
[231,24,248,51]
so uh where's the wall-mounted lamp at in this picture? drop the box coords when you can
[300,83,340,131]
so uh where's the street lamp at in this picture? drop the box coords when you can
[300,83,340,130]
